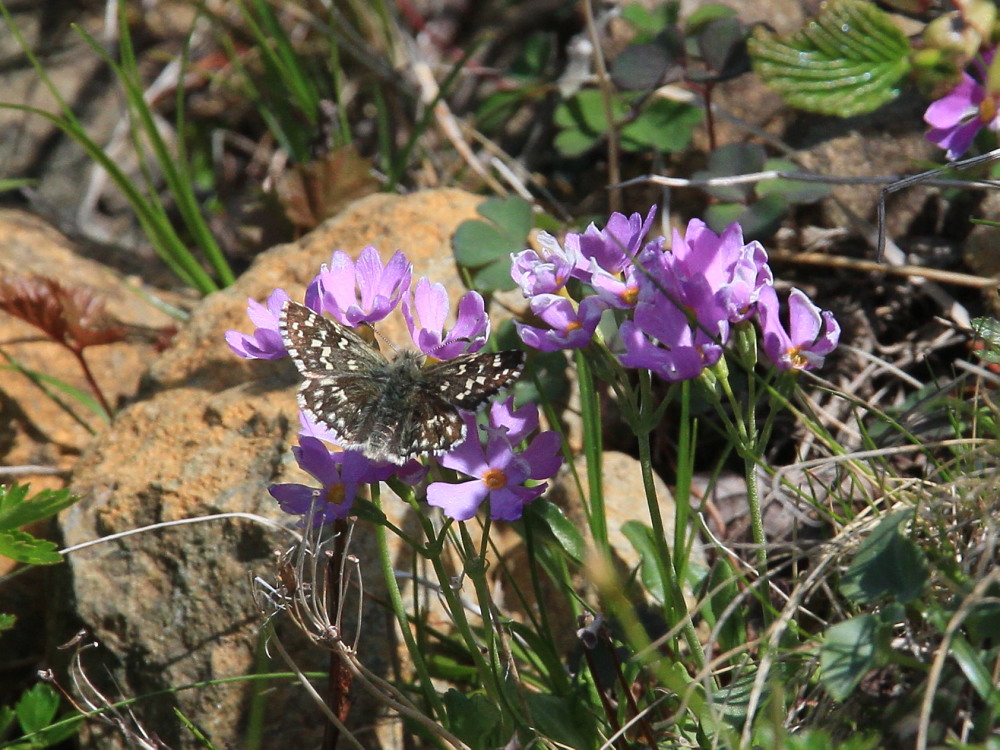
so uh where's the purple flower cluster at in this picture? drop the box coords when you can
[924,48,999,160]
[512,207,840,380]
[227,246,562,524]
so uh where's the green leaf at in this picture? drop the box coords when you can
[525,499,585,564]
[14,684,60,735]
[703,557,746,659]
[748,0,911,116]
[698,143,767,202]
[840,510,928,604]
[471,258,518,293]
[443,689,502,749]
[554,90,628,156]
[712,669,759,728]
[972,317,1000,365]
[620,97,702,152]
[0,529,62,565]
[0,705,14,738]
[706,193,789,240]
[621,521,666,603]
[0,613,16,631]
[757,158,831,204]
[453,196,532,269]
[819,614,881,701]
[950,633,1000,712]
[0,484,77,531]
[523,692,596,750]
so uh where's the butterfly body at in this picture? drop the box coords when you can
[280,301,524,464]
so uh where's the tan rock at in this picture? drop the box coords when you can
[61,189,496,749]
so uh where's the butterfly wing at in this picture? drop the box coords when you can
[280,301,385,447]
[422,350,525,411]
[280,301,383,377]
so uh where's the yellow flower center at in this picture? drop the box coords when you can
[788,347,808,368]
[483,468,508,490]
[621,286,639,306]
[564,320,583,333]
[325,484,347,505]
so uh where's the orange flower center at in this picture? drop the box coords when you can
[325,484,347,505]
[483,468,508,490]
[980,96,997,124]
[788,347,808,368]
[564,320,583,333]
[621,286,639,306]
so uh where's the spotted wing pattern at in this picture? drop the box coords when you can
[280,300,525,464]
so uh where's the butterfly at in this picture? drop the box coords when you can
[280,301,524,464]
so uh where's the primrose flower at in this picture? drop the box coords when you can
[618,298,726,382]
[402,278,490,358]
[665,220,772,323]
[225,287,292,360]
[575,204,658,274]
[268,437,395,526]
[924,50,999,160]
[756,285,840,371]
[511,231,587,296]
[308,246,412,326]
[515,294,605,352]
[427,399,562,521]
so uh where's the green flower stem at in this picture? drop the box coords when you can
[394,488,508,719]
[459,522,530,728]
[369,484,445,720]
[575,348,609,557]
[635,420,707,672]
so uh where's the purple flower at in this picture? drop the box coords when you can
[588,262,642,310]
[576,205,658,274]
[756,285,840,371]
[298,409,340,444]
[427,399,562,521]
[402,278,490,358]
[618,300,725,382]
[665,220,772,323]
[924,50,999,160]
[515,294,605,351]
[309,247,411,326]
[511,232,587,297]
[225,288,292,360]
[268,437,395,526]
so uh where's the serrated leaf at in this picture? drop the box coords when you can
[0,705,14,738]
[972,317,1000,364]
[748,0,911,117]
[819,614,880,700]
[0,529,63,565]
[840,510,928,604]
[14,683,60,734]
[0,484,77,530]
